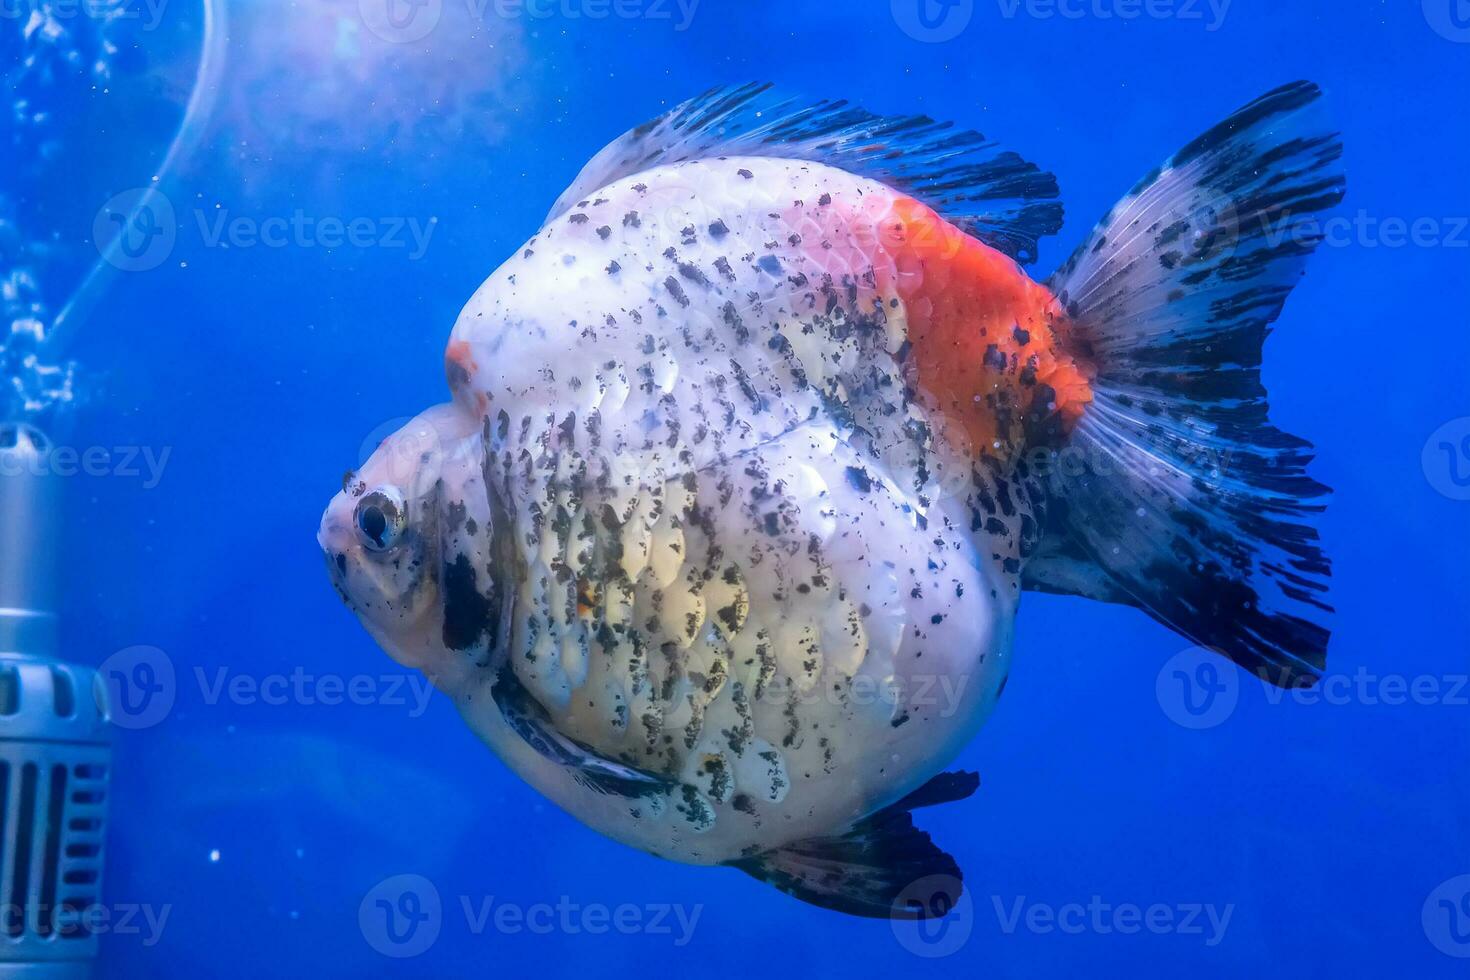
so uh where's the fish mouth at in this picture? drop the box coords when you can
[318,496,356,592]
[321,545,352,603]
[319,515,359,612]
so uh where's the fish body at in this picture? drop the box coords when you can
[321,83,1342,916]
[392,156,1086,861]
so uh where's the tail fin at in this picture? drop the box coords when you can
[1025,82,1345,688]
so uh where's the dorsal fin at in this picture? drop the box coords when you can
[550,83,1064,265]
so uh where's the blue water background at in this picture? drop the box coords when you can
[31,1,1470,975]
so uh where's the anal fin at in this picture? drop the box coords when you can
[729,771,978,919]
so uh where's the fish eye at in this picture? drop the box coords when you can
[354,487,406,553]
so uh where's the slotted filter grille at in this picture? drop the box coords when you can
[0,656,110,979]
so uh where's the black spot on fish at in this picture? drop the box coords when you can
[664,276,691,307]
[446,359,470,389]
[442,552,492,651]
[678,261,710,287]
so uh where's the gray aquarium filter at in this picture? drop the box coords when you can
[0,2,222,975]
[0,424,112,979]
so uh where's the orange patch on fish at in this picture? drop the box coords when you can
[446,340,477,386]
[885,196,1093,460]
[445,340,490,415]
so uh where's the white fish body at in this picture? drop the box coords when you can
[321,83,1342,916]
[439,157,1012,861]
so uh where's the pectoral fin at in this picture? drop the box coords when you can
[491,664,674,800]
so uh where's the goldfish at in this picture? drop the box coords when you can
[319,81,1342,917]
